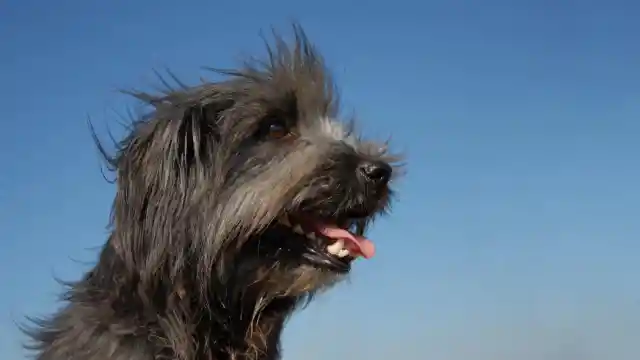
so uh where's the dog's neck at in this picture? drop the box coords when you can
[31,240,298,360]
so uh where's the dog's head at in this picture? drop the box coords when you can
[103,27,401,308]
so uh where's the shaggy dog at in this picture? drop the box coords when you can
[24,26,401,360]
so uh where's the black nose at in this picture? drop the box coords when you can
[357,160,392,186]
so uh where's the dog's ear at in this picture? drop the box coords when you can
[176,102,221,169]
[103,87,234,279]
[128,87,235,175]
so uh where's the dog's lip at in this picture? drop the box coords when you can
[278,214,375,259]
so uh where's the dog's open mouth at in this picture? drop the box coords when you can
[277,214,375,265]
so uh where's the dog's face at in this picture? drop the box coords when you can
[108,29,400,305]
[224,98,396,279]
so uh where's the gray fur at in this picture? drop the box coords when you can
[23,25,402,360]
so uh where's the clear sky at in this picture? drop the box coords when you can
[2,0,639,359]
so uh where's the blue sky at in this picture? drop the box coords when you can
[1,0,639,358]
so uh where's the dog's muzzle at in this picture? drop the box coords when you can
[356,160,392,188]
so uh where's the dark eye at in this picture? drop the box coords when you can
[262,119,291,140]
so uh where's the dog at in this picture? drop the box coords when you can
[23,25,401,360]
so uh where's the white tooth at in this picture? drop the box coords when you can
[292,224,304,234]
[337,249,350,258]
[306,232,317,240]
[326,240,344,255]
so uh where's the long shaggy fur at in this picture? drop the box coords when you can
[23,25,401,360]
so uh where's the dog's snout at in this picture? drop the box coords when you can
[357,160,392,186]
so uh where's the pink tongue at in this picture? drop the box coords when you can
[315,225,376,259]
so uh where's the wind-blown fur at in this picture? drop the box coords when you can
[23,26,401,360]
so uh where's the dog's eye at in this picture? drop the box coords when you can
[268,123,288,139]
[264,119,291,140]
